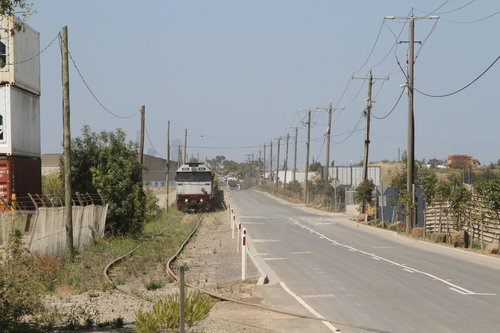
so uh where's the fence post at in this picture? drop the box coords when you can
[237,223,241,253]
[231,214,235,239]
[179,265,185,333]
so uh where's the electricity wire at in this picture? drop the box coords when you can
[333,112,365,144]
[144,124,161,156]
[6,32,59,65]
[417,0,476,16]
[415,55,499,98]
[61,35,140,120]
[371,87,405,120]
[442,10,500,24]
[353,20,385,74]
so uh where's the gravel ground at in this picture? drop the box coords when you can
[44,208,280,332]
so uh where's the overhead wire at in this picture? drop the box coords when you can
[61,35,140,120]
[333,112,365,144]
[442,10,500,24]
[7,32,59,65]
[415,55,499,98]
[353,20,385,74]
[371,87,405,120]
[144,124,161,156]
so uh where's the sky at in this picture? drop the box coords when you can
[27,0,499,168]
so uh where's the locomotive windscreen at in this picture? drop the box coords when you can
[175,171,212,182]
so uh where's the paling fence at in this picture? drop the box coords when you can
[0,193,108,255]
[425,194,499,244]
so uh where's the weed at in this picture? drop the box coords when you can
[145,279,165,290]
[135,291,214,332]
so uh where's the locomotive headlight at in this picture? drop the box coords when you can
[200,198,204,203]
[184,198,188,203]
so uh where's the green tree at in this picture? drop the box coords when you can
[309,161,322,173]
[354,179,375,214]
[448,178,472,229]
[67,126,145,235]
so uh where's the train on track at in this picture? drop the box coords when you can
[175,162,222,212]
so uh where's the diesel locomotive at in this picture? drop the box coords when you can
[175,162,221,212]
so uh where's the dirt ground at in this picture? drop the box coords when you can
[45,208,289,332]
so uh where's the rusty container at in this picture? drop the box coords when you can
[0,155,41,206]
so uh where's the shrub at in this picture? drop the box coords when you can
[135,291,214,332]
[0,231,44,330]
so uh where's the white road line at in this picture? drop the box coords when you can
[254,252,268,256]
[263,257,287,261]
[291,251,312,255]
[292,219,496,296]
[252,239,281,243]
[301,294,336,299]
[279,281,340,332]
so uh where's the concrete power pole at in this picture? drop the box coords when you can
[324,103,332,181]
[284,133,289,190]
[139,105,145,166]
[385,9,438,234]
[61,26,74,260]
[304,110,311,204]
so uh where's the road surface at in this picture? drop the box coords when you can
[228,190,500,333]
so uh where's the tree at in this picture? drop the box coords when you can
[309,161,322,173]
[448,178,472,229]
[355,179,375,214]
[66,126,146,235]
[0,0,34,32]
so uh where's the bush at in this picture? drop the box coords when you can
[0,231,45,330]
[135,291,214,332]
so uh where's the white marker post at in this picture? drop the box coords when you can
[242,228,247,281]
[237,223,241,253]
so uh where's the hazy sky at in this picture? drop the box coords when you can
[29,0,499,167]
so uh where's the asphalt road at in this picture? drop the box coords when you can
[228,190,500,333]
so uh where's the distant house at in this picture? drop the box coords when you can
[41,153,178,186]
[447,154,476,168]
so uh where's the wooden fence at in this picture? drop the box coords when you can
[425,194,499,244]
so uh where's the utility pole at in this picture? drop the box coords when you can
[166,120,170,213]
[324,103,333,181]
[293,127,298,182]
[276,137,280,190]
[139,105,145,166]
[263,143,266,179]
[183,129,187,164]
[385,9,438,234]
[61,26,74,260]
[353,71,388,214]
[269,140,273,182]
[177,145,182,166]
[304,110,311,204]
[284,133,289,190]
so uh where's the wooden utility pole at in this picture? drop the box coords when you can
[269,140,273,182]
[385,9,438,234]
[293,127,298,182]
[324,103,333,181]
[263,143,266,179]
[165,120,170,213]
[139,105,145,166]
[353,71,387,214]
[276,137,280,190]
[183,129,188,164]
[304,110,311,204]
[284,133,289,190]
[61,26,74,260]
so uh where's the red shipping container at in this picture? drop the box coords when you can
[0,155,41,206]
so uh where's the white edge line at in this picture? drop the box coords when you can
[279,281,339,332]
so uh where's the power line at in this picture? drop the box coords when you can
[353,20,385,74]
[415,55,499,98]
[443,10,500,24]
[7,32,59,65]
[63,36,140,120]
[333,112,365,144]
[371,87,405,120]
[144,124,161,156]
